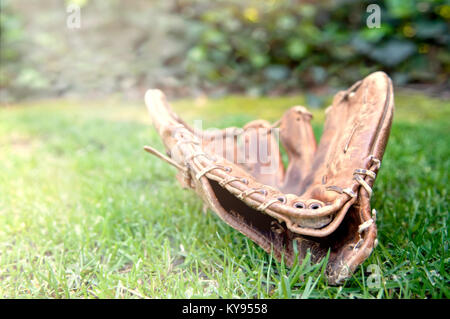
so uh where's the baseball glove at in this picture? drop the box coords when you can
[144,71,394,285]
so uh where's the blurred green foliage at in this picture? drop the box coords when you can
[173,0,450,93]
[0,0,24,90]
[1,0,448,101]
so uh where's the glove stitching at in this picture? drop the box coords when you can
[257,199,279,212]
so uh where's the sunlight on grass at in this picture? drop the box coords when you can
[0,91,448,298]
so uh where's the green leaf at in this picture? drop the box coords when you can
[360,24,393,43]
[287,39,307,59]
[187,46,207,62]
[369,40,417,66]
[276,15,297,30]
[386,0,416,18]
[414,21,448,39]
[250,54,269,68]
[263,65,289,81]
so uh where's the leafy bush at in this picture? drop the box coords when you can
[172,0,450,93]
[1,0,448,101]
[0,0,25,94]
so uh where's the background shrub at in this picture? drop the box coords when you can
[173,0,449,94]
[0,0,448,101]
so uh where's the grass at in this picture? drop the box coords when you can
[0,91,448,298]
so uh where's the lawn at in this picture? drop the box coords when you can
[0,91,448,298]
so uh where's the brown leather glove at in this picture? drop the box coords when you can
[144,71,394,285]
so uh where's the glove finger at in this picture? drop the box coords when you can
[299,71,394,203]
[237,119,285,188]
[279,106,317,193]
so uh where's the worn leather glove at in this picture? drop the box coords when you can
[144,71,394,285]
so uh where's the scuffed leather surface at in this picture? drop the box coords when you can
[145,71,394,284]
